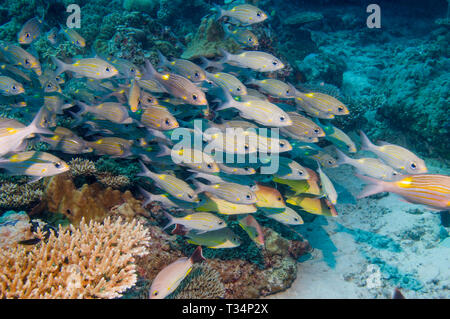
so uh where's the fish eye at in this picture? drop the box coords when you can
[246,194,252,199]
[298,170,304,175]
[218,221,224,225]
[105,67,110,72]
[272,61,278,66]
[244,167,249,171]
[410,162,417,170]
[25,33,30,38]
[130,68,135,74]
[280,116,285,121]
[25,59,30,65]
[338,106,344,112]
[328,160,334,165]
[207,164,212,169]
[47,83,53,89]
[192,94,197,101]
[188,194,193,199]
[147,97,153,103]
[294,217,299,221]
[53,162,62,169]
[286,90,290,94]
[314,128,320,134]
[244,144,249,150]
[165,119,171,126]
[194,72,199,77]
[393,171,399,176]
[279,141,285,147]
[277,197,282,201]
[248,37,253,42]
[12,85,16,90]
[236,87,241,91]
[257,11,262,17]
[152,291,158,296]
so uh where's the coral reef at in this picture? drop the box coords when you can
[0,180,45,213]
[181,17,241,60]
[42,173,148,226]
[0,211,34,248]
[0,217,150,299]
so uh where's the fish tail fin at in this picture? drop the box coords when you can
[156,50,168,69]
[156,143,171,157]
[162,211,175,230]
[190,246,206,263]
[193,180,208,194]
[356,174,386,198]
[137,186,153,207]
[172,224,188,236]
[199,56,211,69]
[334,148,351,166]
[218,48,231,63]
[137,160,153,178]
[216,89,235,111]
[245,76,257,86]
[51,56,67,76]
[28,107,53,136]
[359,131,375,151]
[74,100,90,115]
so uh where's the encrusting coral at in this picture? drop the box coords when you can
[0,216,150,299]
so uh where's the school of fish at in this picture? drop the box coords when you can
[0,3,448,299]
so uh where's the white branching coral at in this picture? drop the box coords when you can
[0,217,150,299]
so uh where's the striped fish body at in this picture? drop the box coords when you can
[195,181,257,204]
[358,174,450,211]
[0,76,24,95]
[186,228,241,248]
[248,78,295,98]
[1,45,41,75]
[139,91,159,108]
[223,50,284,72]
[88,137,133,157]
[295,92,349,115]
[242,131,292,153]
[88,102,131,124]
[295,96,335,119]
[196,192,257,214]
[128,80,141,112]
[281,112,324,139]
[238,215,264,246]
[224,25,258,47]
[276,157,309,180]
[163,58,206,82]
[325,126,356,153]
[0,151,69,177]
[0,63,31,82]
[142,168,198,202]
[220,4,268,25]
[140,106,179,131]
[264,207,304,225]
[44,94,72,114]
[219,98,292,127]
[18,17,43,44]
[169,212,226,232]
[307,151,338,168]
[138,79,166,93]
[109,58,141,79]
[317,165,338,204]
[209,120,258,132]
[53,57,118,79]
[170,148,219,173]
[217,163,256,175]
[206,71,247,96]
[60,27,85,47]
[43,128,91,154]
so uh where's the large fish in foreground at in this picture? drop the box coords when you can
[215,4,268,26]
[149,246,205,299]
[0,151,69,177]
[357,174,450,211]
[52,57,118,79]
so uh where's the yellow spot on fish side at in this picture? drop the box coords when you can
[162,74,170,80]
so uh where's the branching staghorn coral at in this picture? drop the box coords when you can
[0,216,150,299]
[0,181,45,213]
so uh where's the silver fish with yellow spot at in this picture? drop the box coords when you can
[223,24,258,47]
[0,63,31,82]
[194,180,257,204]
[44,94,73,115]
[139,161,199,202]
[18,17,43,44]
[195,191,257,215]
[275,157,309,180]
[140,105,179,131]
[59,26,86,47]
[217,91,292,127]
[317,162,338,205]
[215,4,268,26]
[360,131,427,174]
[295,91,349,116]
[137,78,166,93]
[280,112,325,140]
[295,96,335,119]
[157,144,219,173]
[109,58,141,79]
[0,44,42,75]
[77,101,132,124]
[205,70,247,96]
[143,60,207,106]
[128,79,141,113]
[139,90,159,108]
[0,108,52,156]
[158,50,206,82]
[0,76,24,96]
[41,127,92,154]
[149,246,205,299]
[0,151,69,177]
[247,78,295,98]
[52,57,118,79]
[335,148,400,181]
[264,206,304,225]
[87,137,133,158]
[220,49,284,72]
[218,163,256,175]
[183,228,241,249]
[164,211,226,233]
